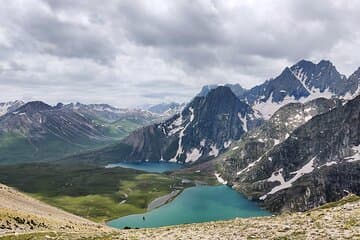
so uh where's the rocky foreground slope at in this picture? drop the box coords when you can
[0,183,112,237]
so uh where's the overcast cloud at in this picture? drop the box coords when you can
[0,0,359,107]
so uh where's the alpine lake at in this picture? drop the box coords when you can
[106,162,271,229]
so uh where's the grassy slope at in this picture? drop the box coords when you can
[0,131,117,165]
[0,164,182,222]
[0,115,147,165]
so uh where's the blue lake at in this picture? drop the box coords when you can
[105,162,183,173]
[107,185,271,229]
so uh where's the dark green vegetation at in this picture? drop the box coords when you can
[0,163,188,222]
[0,131,114,165]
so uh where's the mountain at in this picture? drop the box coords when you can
[0,100,24,116]
[64,86,263,165]
[199,60,360,119]
[147,102,185,115]
[197,84,247,99]
[63,102,161,124]
[217,95,360,212]
[0,101,123,164]
[61,102,165,140]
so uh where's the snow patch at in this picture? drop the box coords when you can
[238,113,248,132]
[253,92,298,120]
[214,173,227,185]
[209,144,219,157]
[185,148,202,163]
[345,145,360,162]
[319,161,337,168]
[170,108,195,162]
[267,169,285,184]
[260,157,316,200]
[224,140,232,148]
[273,139,280,146]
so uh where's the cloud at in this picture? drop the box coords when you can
[0,0,359,107]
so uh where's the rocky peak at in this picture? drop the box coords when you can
[290,59,347,95]
[347,68,360,96]
[15,101,53,114]
[197,84,247,99]
[118,86,262,164]
[0,100,25,116]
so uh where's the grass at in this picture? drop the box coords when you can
[315,194,360,210]
[0,131,118,165]
[0,163,184,222]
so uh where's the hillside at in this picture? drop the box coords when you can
[0,183,112,237]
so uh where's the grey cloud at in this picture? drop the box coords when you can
[117,0,224,47]
[0,0,359,107]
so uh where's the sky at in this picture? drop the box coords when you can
[0,0,359,108]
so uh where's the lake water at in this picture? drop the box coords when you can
[107,185,271,229]
[105,162,183,173]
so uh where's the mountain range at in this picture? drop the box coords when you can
[56,59,360,213]
[61,86,262,164]
[200,60,360,119]
[65,59,360,165]
[1,59,359,214]
[217,95,360,212]
[0,101,166,164]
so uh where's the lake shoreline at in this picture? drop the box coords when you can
[107,185,271,229]
[147,190,181,211]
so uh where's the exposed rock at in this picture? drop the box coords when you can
[219,95,360,212]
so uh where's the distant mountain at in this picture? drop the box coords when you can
[0,101,126,164]
[63,102,161,124]
[147,102,185,116]
[200,60,360,119]
[217,96,360,212]
[60,102,166,140]
[0,100,24,116]
[63,86,263,165]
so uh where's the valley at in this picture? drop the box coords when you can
[0,59,359,239]
[2,2,360,238]
[0,163,189,222]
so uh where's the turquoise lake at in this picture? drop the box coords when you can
[105,162,183,173]
[107,185,271,229]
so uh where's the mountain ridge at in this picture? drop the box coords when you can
[217,94,360,212]
[200,59,360,119]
